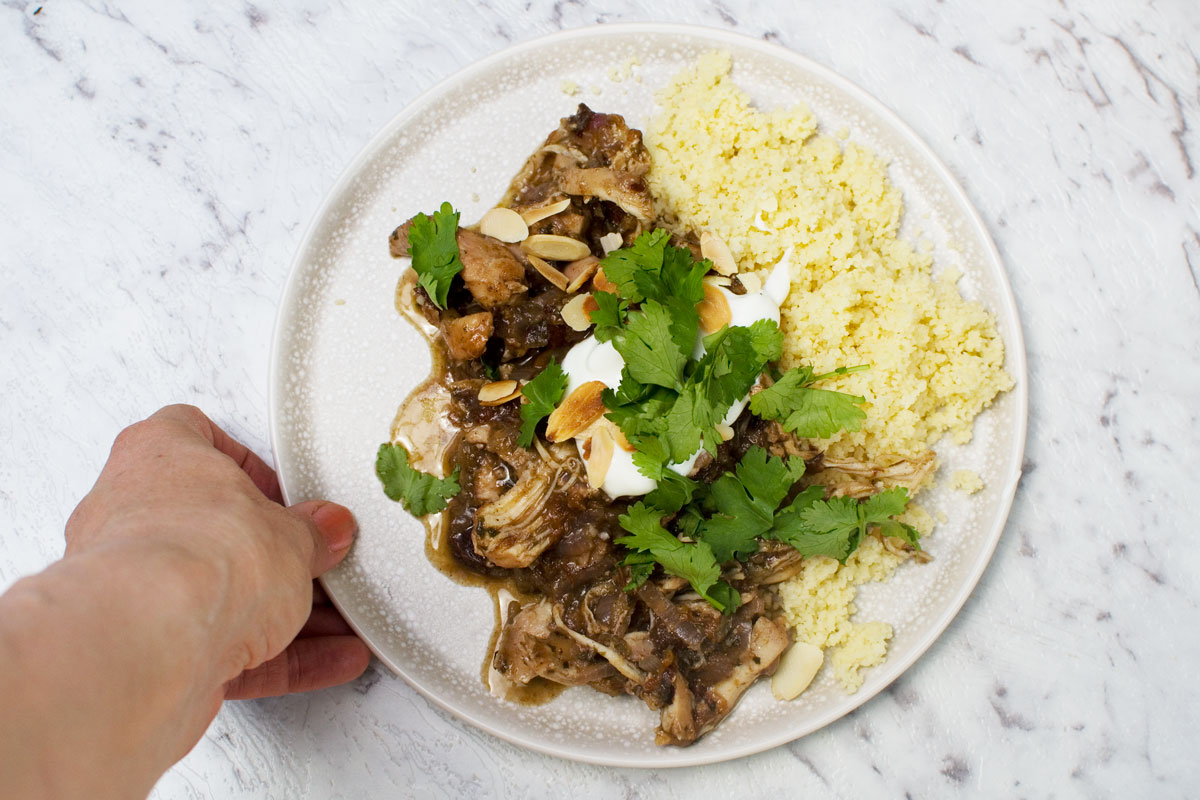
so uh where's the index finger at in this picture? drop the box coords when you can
[150,404,284,503]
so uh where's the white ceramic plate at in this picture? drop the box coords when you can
[269,24,1028,767]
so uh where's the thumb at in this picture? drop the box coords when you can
[288,501,357,576]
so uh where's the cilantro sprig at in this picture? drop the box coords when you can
[517,358,568,447]
[407,202,464,310]
[616,502,740,613]
[617,446,921,613]
[376,442,461,516]
[771,487,922,561]
[749,365,870,438]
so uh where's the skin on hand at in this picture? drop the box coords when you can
[0,405,371,799]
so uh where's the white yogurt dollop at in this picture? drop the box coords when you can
[559,253,793,498]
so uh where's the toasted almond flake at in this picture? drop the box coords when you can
[599,232,624,255]
[519,197,571,225]
[479,207,529,243]
[738,271,763,294]
[593,417,635,452]
[593,267,618,294]
[478,379,521,406]
[772,642,824,701]
[697,283,732,333]
[703,274,732,288]
[701,231,737,275]
[586,425,614,489]
[527,254,569,291]
[564,256,600,293]
[523,234,592,262]
[545,380,606,442]
[561,293,593,331]
[715,423,735,442]
[582,294,599,320]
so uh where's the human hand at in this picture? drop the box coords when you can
[0,404,371,798]
[65,404,371,704]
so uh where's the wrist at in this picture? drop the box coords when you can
[0,543,233,797]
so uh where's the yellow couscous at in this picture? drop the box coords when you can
[646,52,1011,693]
[952,469,986,494]
[646,51,1013,462]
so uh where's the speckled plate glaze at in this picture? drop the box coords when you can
[269,24,1028,767]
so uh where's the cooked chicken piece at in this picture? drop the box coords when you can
[818,450,937,497]
[472,460,561,568]
[743,540,805,585]
[441,311,493,361]
[557,167,654,221]
[455,229,529,308]
[552,607,646,684]
[562,104,651,176]
[493,599,617,687]
[389,221,527,309]
[502,104,651,209]
[693,617,789,738]
[657,669,697,746]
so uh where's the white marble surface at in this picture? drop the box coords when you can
[1,0,1197,796]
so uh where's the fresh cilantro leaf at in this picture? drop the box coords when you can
[589,291,628,342]
[600,229,670,302]
[770,486,918,561]
[775,494,862,560]
[613,299,688,390]
[696,447,807,562]
[659,242,709,305]
[732,445,808,510]
[601,229,708,306]
[375,442,460,516]
[861,486,910,520]
[623,551,656,591]
[616,502,736,612]
[749,364,869,438]
[407,202,463,310]
[645,471,699,515]
[662,295,701,365]
[518,358,568,447]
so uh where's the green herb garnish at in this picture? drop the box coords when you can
[615,502,740,612]
[407,202,464,310]
[749,364,870,438]
[375,442,460,516]
[770,486,922,561]
[517,357,568,447]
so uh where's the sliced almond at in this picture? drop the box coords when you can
[738,271,763,294]
[582,294,599,320]
[478,379,520,406]
[594,416,635,452]
[701,231,737,276]
[703,274,732,288]
[592,267,618,294]
[527,254,569,291]
[519,197,571,225]
[599,231,624,255]
[479,207,529,243]
[715,423,735,442]
[585,425,615,489]
[771,642,824,701]
[523,234,592,262]
[561,293,593,331]
[697,283,732,334]
[564,256,600,293]
[545,380,606,442]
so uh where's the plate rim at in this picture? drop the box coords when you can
[268,21,1029,768]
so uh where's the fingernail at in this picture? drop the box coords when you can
[311,502,357,552]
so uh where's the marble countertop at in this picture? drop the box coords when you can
[2,1,1197,797]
